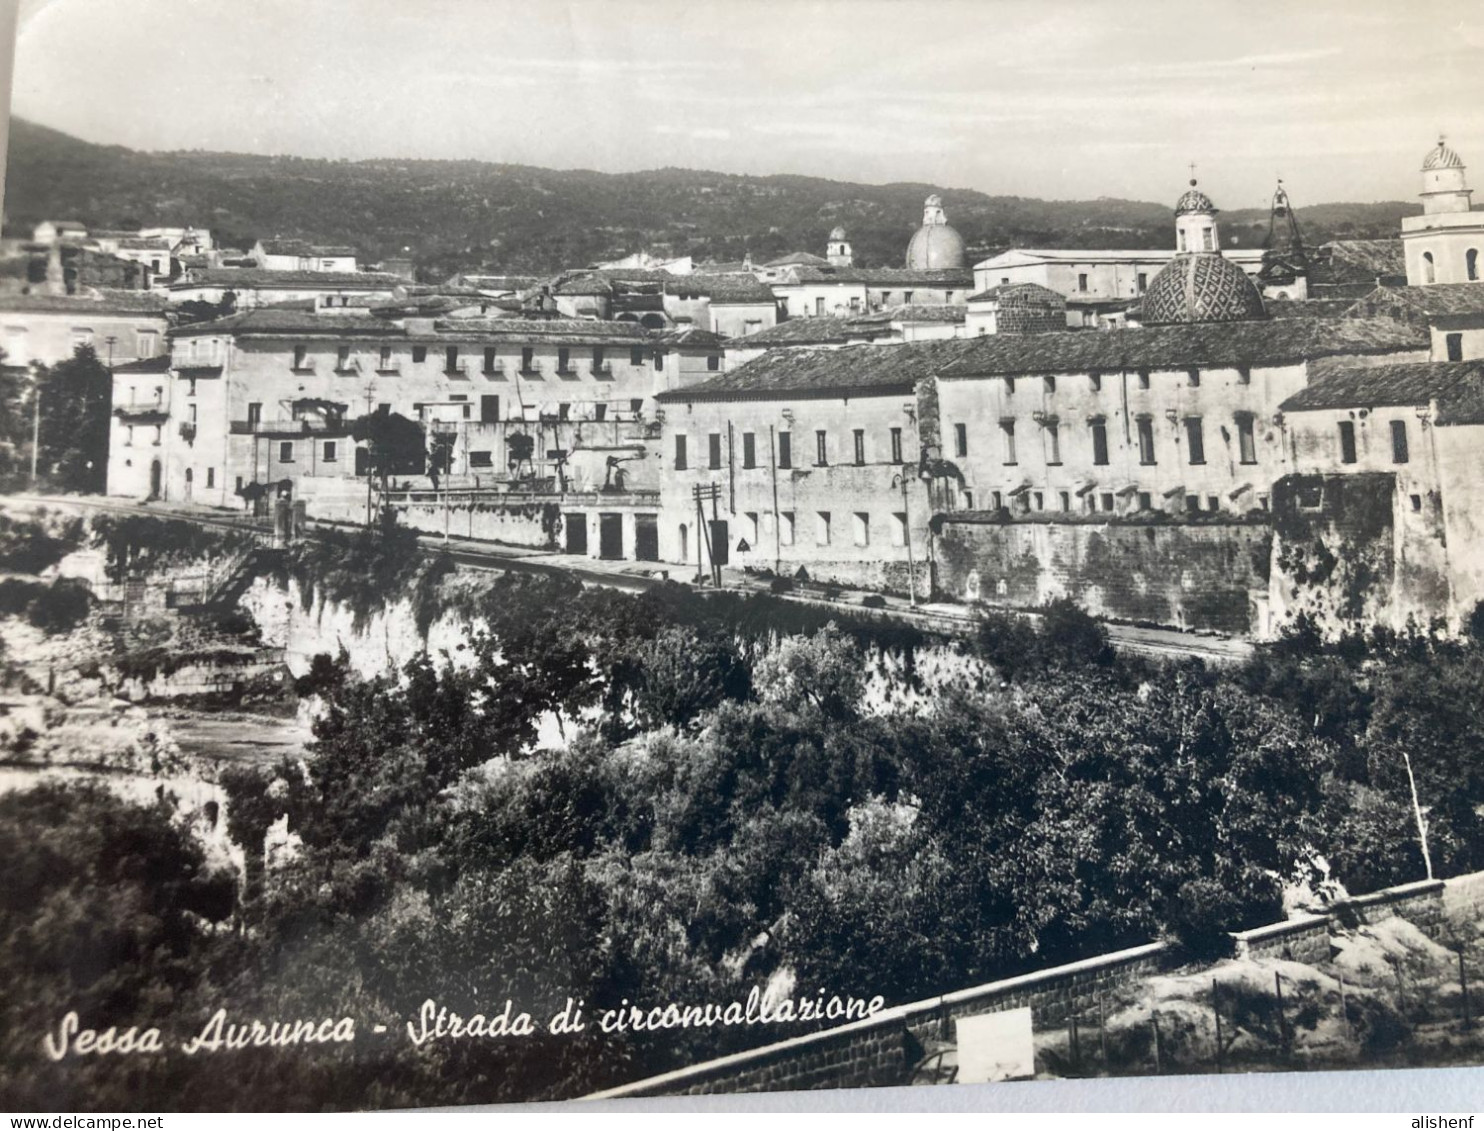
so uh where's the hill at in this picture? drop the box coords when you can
[1,118,1420,278]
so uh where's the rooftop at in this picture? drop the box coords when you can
[111,355,172,374]
[780,265,974,286]
[1281,358,1484,422]
[729,315,887,348]
[0,290,169,315]
[172,268,404,290]
[1345,283,1484,321]
[662,275,775,303]
[938,318,1424,378]
[658,338,974,402]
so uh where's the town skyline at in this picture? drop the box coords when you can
[12,0,1484,211]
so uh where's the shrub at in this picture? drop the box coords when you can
[861,594,887,609]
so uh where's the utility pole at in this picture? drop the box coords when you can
[363,385,376,527]
[769,424,782,576]
[1403,749,1434,880]
[692,482,724,588]
[893,470,917,607]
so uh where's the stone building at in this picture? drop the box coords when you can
[169,268,406,311]
[0,290,169,370]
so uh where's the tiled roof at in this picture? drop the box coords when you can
[968,283,1065,305]
[173,309,400,338]
[730,316,884,348]
[310,246,357,257]
[172,269,404,290]
[1345,283,1484,321]
[112,355,172,374]
[114,237,171,251]
[662,275,775,303]
[1264,298,1356,320]
[1311,240,1407,287]
[781,265,974,286]
[1280,359,1484,420]
[553,274,613,297]
[0,290,168,315]
[655,327,724,350]
[658,338,974,402]
[851,303,967,324]
[938,318,1424,378]
[762,251,830,268]
[258,239,314,256]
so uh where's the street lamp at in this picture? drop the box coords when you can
[891,470,917,608]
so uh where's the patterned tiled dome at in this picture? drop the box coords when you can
[1140,252,1265,324]
[1423,140,1465,171]
[1175,180,1217,216]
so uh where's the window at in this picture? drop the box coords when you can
[1136,416,1156,465]
[1005,377,1016,396]
[337,345,351,371]
[954,423,968,458]
[781,511,795,546]
[1207,496,1219,512]
[903,291,914,304]
[1091,419,1109,466]
[778,430,792,469]
[206,468,215,489]
[1185,494,1200,513]
[890,427,903,464]
[1138,491,1153,511]
[1203,227,1215,252]
[1044,375,1056,394]
[704,354,718,373]
[412,345,427,364]
[815,297,826,316]
[1187,368,1200,388]
[630,347,644,366]
[380,345,395,371]
[853,429,866,466]
[247,402,262,427]
[891,512,907,547]
[469,450,493,469]
[1447,333,1464,362]
[1089,373,1101,392]
[674,434,688,470]
[630,399,643,414]
[1059,491,1071,511]
[521,347,535,373]
[138,330,158,356]
[1471,249,1480,282]
[1000,419,1017,464]
[323,441,337,462]
[991,490,1003,510]
[1033,491,1044,511]
[557,347,572,374]
[745,512,760,544]
[591,348,606,372]
[1424,251,1437,284]
[853,512,870,547]
[742,432,757,469]
[558,403,571,421]
[484,347,498,374]
[815,430,828,466]
[1045,421,1061,465]
[1137,272,1148,293]
[1137,369,1150,390]
[816,511,831,545]
[1237,366,1251,386]
[481,395,500,423]
[654,351,665,372]
[1185,417,1205,465]
[1339,419,1358,464]
[1078,273,1088,293]
[1411,494,1423,513]
[1100,492,1114,512]
[962,489,974,509]
[1179,230,1188,253]
[293,344,308,370]
[279,441,295,463]
[708,432,722,469]
[1391,419,1409,464]
[594,403,607,422]
[1237,414,1257,464]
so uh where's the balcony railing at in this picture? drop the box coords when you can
[229,418,350,436]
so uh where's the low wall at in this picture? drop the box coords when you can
[394,495,554,548]
[932,516,1272,635]
[590,870,1484,1100]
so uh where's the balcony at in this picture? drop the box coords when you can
[444,363,469,378]
[114,404,168,424]
[480,360,507,379]
[290,362,316,375]
[517,365,543,380]
[179,421,197,444]
[229,418,351,437]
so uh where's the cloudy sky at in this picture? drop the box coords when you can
[10,0,1484,209]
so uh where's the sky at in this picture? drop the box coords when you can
[10,0,1484,209]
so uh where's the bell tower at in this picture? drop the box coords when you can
[1402,137,1484,285]
[826,226,853,268]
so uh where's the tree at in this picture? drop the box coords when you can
[35,345,112,492]
[350,409,426,509]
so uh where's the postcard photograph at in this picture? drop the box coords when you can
[1,0,1484,1113]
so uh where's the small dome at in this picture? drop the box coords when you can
[1141,253,1265,324]
[905,223,967,270]
[829,225,848,241]
[1175,179,1216,216]
[1424,139,1465,171]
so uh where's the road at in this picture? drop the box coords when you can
[6,494,1254,664]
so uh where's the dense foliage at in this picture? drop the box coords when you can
[34,347,112,494]
[3,563,1484,1109]
[6,118,1417,277]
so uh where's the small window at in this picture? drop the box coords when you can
[1077,273,1088,293]
[1206,495,1219,512]
[1237,414,1257,464]
[470,450,493,468]
[521,347,535,373]
[412,345,427,364]
[654,350,666,372]
[594,402,607,422]
[853,429,866,466]
[1137,272,1148,293]
[381,345,395,371]
[890,427,903,464]
[1185,494,1200,513]
[1187,368,1200,388]
[816,511,831,546]
[206,468,215,489]
[1005,377,1016,396]
[708,432,722,469]
[337,345,351,371]
[323,441,337,462]
[1033,491,1044,511]
[1338,419,1358,464]
[674,434,688,470]
[1391,419,1409,464]
[1411,493,1423,513]
[1089,373,1101,392]
[558,403,571,421]
[1000,419,1017,464]
[279,441,294,463]
[778,430,792,469]
[1447,333,1464,362]
[780,511,795,546]
[1045,421,1061,465]
[892,512,908,547]
[1059,491,1070,511]
[1137,416,1156,465]
[293,344,308,370]
[853,512,870,547]
[484,347,498,373]
[707,355,720,372]
[953,423,967,458]
[1424,251,1437,284]
[1237,366,1251,386]
[1100,492,1114,512]
[557,347,571,374]
[1138,491,1153,511]
[815,430,828,467]
[630,347,644,366]
[742,432,757,469]
[1091,419,1109,466]
[1137,369,1150,390]
[1185,417,1205,465]
[1044,375,1056,394]
[1470,249,1480,282]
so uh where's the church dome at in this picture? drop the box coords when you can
[905,194,966,269]
[1175,180,1216,216]
[1423,139,1465,171]
[1141,253,1265,324]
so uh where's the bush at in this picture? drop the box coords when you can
[768,577,794,595]
[861,594,886,609]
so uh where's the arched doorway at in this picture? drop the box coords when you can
[183,467,193,501]
[149,460,162,499]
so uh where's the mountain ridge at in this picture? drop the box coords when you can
[2,117,1420,278]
